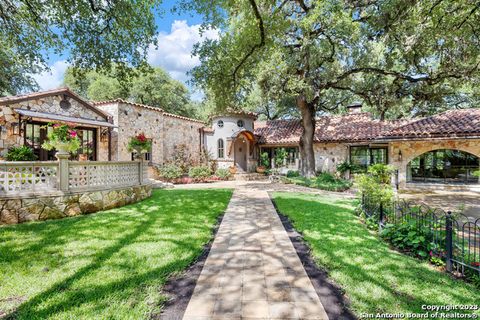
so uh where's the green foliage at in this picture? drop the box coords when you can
[287,173,352,192]
[0,189,233,319]
[336,161,359,175]
[42,123,81,152]
[272,192,480,316]
[473,170,480,178]
[259,152,270,168]
[1,1,162,95]
[156,164,183,181]
[356,163,395,207]
[214,168,231,180]
[286,170,300,178]
[126,133,152,154]
[188,166,212,180]
[274,148,288,168]
[380,222,435,258]
[64,66,198,117]
[4,146,37,161]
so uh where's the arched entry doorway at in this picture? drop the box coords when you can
[234,137,248,172]
[407,149,479,184]
[230,130,256,172]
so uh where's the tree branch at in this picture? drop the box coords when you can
[232,0,265,86]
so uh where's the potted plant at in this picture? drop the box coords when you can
[229,165,237,174]
[127,133,152,159]
[42,122,81,155]
[257,152,269,174]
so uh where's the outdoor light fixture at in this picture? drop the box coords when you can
[398,150,402,161]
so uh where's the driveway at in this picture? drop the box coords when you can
[399,189,480,221]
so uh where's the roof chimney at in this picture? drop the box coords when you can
[347,102,362,114]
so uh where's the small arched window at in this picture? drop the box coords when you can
[217,139,224,158]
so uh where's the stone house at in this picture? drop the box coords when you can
[1,88,479,190]
[0,88,204,170]
[205,105,480,189]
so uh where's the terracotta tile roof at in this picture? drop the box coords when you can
[254,119,303,145]
[384,109,480,138]
[94,99,204,124]
[253,109,480,144]
[93,98,163,112]
[163,112,205,124]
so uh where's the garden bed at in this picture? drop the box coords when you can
[284,173,352,192]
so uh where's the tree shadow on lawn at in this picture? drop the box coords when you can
[0,189,232,319]
[272,193,480,316]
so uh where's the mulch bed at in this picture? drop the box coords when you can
[152,214,224,320]
[272,199,357,320]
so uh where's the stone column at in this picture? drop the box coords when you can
[56,151,70,192]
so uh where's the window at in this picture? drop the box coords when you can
[217,139,224,158]
[237,120,244,127]
[217,120,224,128]
[350,146,388,171]
[408,149,479,184]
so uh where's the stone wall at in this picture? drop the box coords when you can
[389,138,480,187]
[162,113,204,164]
[313,143,349,173]
[0,94,110,160]
[0,184,152,225]
[97,102,166,163]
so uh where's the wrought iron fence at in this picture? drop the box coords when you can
[361,194,480,278]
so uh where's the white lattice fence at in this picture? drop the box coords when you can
[68,161,141,191]
[0,162,58,194]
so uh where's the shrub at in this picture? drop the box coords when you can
[156,163,183,181]
[380,221,435,258]
[215,168,231,180]
[5,146,37,161]
[286,170,300,178]
[274,148,288,167]
[336,161,358,174]
[356,163,395,208]
[260,152,270,168]
[473,170,480,178]
[188,166,212,180]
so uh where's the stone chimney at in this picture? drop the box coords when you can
[346,102,362,114]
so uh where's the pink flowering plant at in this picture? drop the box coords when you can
[42,122,81,152]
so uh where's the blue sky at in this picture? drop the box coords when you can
[33,1,217,100]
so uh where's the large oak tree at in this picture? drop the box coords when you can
[186,0,480,177]
[0,0,162,95]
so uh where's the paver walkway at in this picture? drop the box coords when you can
[183,187,329,320]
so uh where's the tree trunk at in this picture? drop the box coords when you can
[297,95,316,178]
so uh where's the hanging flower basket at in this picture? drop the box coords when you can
[127,133,152,158]
[42,122,81,154]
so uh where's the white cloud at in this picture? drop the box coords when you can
[147,20,219,83]
[32,60,69,90]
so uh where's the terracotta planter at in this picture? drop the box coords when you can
[78,154,88,161]
[229,166,237,174]
[256,166,266,174]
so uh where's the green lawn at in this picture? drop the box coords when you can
[272,192,480,317]
[0,189,233,320]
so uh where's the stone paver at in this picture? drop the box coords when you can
[182,187,329,320]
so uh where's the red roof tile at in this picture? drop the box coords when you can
[253,109,480,144]
[385,109,480,138]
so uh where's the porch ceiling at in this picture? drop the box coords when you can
[14,109,117,128]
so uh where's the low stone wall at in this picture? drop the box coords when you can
[0,184,152,225]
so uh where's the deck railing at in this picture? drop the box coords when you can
[0,159,147,196]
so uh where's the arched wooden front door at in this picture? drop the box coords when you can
[234,137,248,172]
